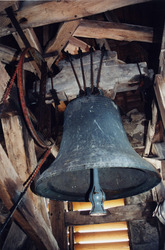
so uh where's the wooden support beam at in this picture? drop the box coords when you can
[1,114,51,228]
[45,20,80,68]
[64,37,90,55]
[154,74,165,128]
[0,1,17,12]
[0,61,10,102]
[13,28,42,77]
[74,20,153,43]
[0,0,152,37]
[0,143,59,250]
[49,201,68,250]
[65,204,152,226]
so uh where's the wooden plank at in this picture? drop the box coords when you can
[0,0,152,37]
[65,204,151,226]
[74,242,130,250]
[13,28,42,77]
[74,20,153,43]
[74,230,129,243]
[49,201,67,250]
[0,61,10,102]
[45,20,80,68]
[154,74,165,128]
[0,144,59,250]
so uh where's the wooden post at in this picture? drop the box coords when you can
[49,201,68,250]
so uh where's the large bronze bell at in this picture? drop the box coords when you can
[35,94,161,202]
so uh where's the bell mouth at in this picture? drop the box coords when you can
[35,167,161,202]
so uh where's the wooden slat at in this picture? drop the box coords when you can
[0,61,10,102]
[0,0,152,37]
[74,222,128,233]
[74,20,153,43]
[0,144,59,250]
[74,241,130,250]
[72,199,125,211]
[74,230,129,243]
[65,204,151,226]
[154,74,165,128]
[45,20,80,68]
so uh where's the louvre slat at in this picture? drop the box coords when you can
[74,222,128,232]
[74,242,130,250]
[74,230,129,243]
[72,199,125,211]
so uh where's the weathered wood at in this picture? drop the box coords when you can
[1,115,29,181]
[13,28,42,77]
[45,20,80,68]
[0,144,59,250]
[143,101,158,156]
[49,201,67,250]
[0,44,18,64]
[0,0,152,37]
[0,61,10,102]
[64,36,90,55]
[2,222,27,250]
[65,204,152,226]
[74,20,153,43]
[46,51,151,100]
[159,22,165,80]
[1,114,51,228]
[154,74,165,128]
[0,1,17,12]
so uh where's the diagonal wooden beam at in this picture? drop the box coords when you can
[0,0,152,37]
[74,20,153,43]
[0,62,10,102]
[0,143,59,250]
[13,28,42,77]
[45,20,80,68]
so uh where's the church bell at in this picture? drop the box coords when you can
[35,94,161,203]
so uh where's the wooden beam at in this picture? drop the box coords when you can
[0,143,59,250]
[1,114,51,228]
[13,28,42,77]
[65,204,152,226]
[74,20,153,43]
[45,20,80,68]
[49,201,68,250]
[0,1,17,12]
[154,74,165,128]
[0,61,10,102]
[0,0,152,37]
[143,101,158,156]
[64,37,90,55]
